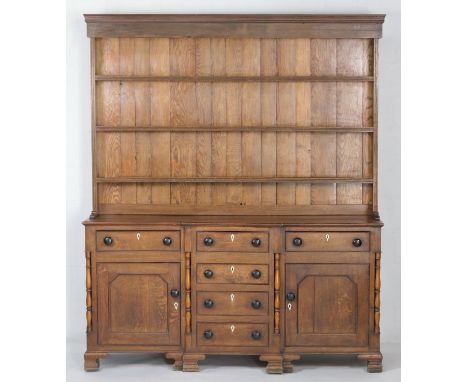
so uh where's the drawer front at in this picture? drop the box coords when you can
[197,263,269,285]
[197,291,269,316]
[96,230,180,251]
[196,231,269,252]
[285,231,369,252]
[197,322,268,347]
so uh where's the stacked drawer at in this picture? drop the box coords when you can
[194,230,271,349]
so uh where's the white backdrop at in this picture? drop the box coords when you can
[66,0,401,347]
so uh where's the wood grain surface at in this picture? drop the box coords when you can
[94,37,376,215]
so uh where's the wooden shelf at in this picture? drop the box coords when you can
[96,126,375,133]
[95,75,374,83]
[96,177,374,184]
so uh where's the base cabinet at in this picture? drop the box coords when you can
[84,221,382,374]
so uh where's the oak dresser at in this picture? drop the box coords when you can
[82,14,385,374]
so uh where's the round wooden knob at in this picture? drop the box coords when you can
[204,237,214,246]
[103,236,113,246]
[251,238,261,247]
[251,269,262,279]
[352,238,363,247]
[204,269,214,278]
[292,237,303,246]
[286,292,296,301]
[170,289,180,297]
[251,330,262,340]
[251,300,262,309]
[163,237,172,246]
[204,329,214,339]
[204,299,214,308]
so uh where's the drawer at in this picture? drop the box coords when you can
[196,231,269,252]
[96,230,180,251]
[285,231,369,252]
[197,322,268,347]
[197,263,269,285]
[197,291,269,316]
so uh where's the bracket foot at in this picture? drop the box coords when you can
[182,354,205,372]
[84,352,107,371]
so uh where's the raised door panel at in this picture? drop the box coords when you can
[97,263,180,346]
[285,263,368,347]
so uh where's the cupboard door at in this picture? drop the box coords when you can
[97,263,180,346]
[285,263,369,347]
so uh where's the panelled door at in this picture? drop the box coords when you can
[97,263,180,346]
[285,263,369,347]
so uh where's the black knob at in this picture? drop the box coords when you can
[352,238,363,247]
[251,269,262,279]
[103,236,113,246]
[251,300,262,309]
[204,329,214,339]
[204,237,214,246]
[163,237,172,246]
[293,237,303,246]
[251,238,261,247]
[204,269,214,278]
[204,299,214,308]
[251,330,262,340]
[170,289,180,297]
[286,292,296,301]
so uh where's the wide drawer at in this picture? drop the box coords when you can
[285,231,369,252]
[196,231,269,252]
[197,322,268,347]
[196,263,269,285]
[197,291,269,316]
[96,230,180,251]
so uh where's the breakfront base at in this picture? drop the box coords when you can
[83,214,383,374]
[84,351,382,373]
